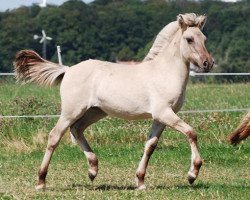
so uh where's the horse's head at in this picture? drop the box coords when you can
[178,14,214,72]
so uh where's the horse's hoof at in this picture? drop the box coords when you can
[135,176,146,190]
[88,169,97,182]
[137,184,147,190]
[35,184,46,191]
[187,172,196,185]
[88,172,95,181]
[188,176,196,185]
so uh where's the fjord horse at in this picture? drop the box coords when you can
[14,13,214,190]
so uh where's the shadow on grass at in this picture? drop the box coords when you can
[95,184,136,191]
[156,183,210,190]
[156,183,250,190]
[46,183,136,192]
[46,182,250,192]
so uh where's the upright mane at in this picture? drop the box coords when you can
[143,21,179,62]
[144,13,206,62]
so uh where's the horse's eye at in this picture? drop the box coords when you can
[187,37,194,44]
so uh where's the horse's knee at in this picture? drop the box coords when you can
[47,135,58,150]
[186,127,197,142]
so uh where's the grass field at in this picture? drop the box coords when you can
[0,79,250,199]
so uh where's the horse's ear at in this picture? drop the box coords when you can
[197,14,207,30]
[177,14,187,30]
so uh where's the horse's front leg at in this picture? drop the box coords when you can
[154,108,202,185]
[135,120,165,190]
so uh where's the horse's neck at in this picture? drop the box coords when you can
[155,30,189,79]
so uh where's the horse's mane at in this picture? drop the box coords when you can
[144,13,206,62]
[143,21,179,62]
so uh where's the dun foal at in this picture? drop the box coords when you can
[14,13,214,190]
[227,111,250,145]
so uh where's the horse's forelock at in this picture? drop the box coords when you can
[178,13,207,29]
[196,15,207,30]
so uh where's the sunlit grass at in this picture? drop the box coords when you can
[0,80,249,199]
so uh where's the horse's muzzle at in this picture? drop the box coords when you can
[203,58,214,72]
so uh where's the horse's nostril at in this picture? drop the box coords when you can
[211,61,215,67]
[203,61,208,67]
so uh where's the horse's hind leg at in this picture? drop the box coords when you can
[70,107,107,182]
[135,120,165,190]
[36,115,72,191]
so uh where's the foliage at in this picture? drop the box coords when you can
[0,0,249,81]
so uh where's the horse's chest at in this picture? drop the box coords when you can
[158,85,186,112]
[171,92,185,112]
[160,80,187,112]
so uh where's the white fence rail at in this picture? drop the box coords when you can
[0,72,249,118]
[0,73,15,76]
[190,72,250,76]
[0,108,249,119]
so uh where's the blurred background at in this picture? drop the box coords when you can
[0,2,249,199]
[0,0,249,82]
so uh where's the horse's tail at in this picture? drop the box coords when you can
[14,50,69,87]
[227,111,250,145]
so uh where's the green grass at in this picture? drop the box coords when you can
[0,79,250,199]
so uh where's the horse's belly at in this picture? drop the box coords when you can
[95,84,151,120]
[100,107,152,120]
[96,97,152,120]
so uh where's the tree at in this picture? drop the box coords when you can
[0,0,249,83]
